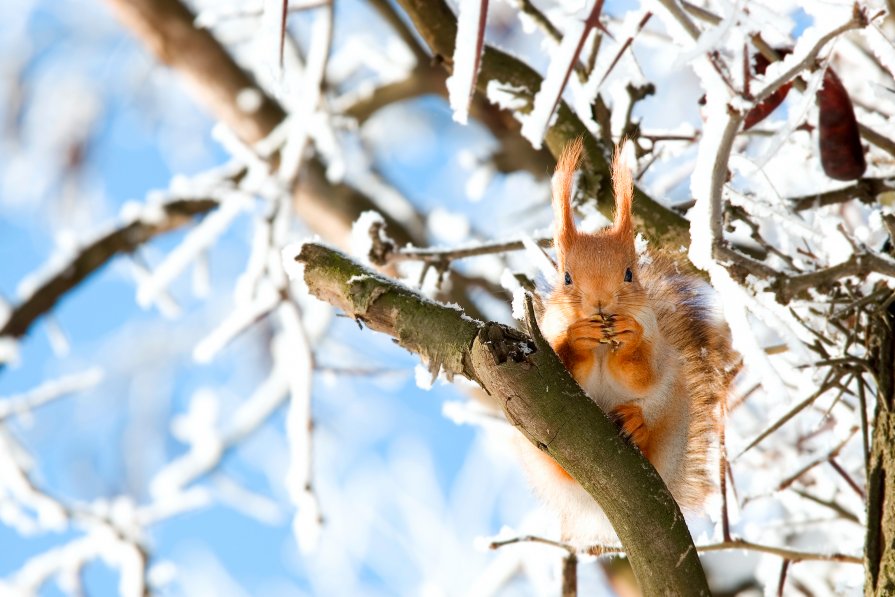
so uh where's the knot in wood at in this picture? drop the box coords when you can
[478,322,536,365]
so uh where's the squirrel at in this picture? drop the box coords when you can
[514,138,740,548]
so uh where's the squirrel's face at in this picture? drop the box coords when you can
[551,228,642,321]
[548,138,642,323]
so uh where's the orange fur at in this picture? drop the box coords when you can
[517,139,740,548]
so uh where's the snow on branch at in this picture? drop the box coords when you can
[0,197,218,345]
[446,0,489,124]
[0,368,104,421]
[520,1,604,148]
[137,194,251,310]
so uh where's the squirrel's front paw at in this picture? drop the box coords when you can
[567,318,608,347]
[601,314,642,349]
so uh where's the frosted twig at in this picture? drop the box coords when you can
[278,299,323,553]
[683,1,895,158]
[789,178,895,211]
[137,195,251,308]
[597,12,653,87]
[0,369,104,420]
[514,0,598,83]
[368,0,429,63]
[0,198,219,342]
[652,0,735,91]
[488,532,862,564]
[193,284,284,363]
[150,369,290,499]
[517,0,560,40]
[716,243,895,305]
[751,6,871,106]
[315,364,403,376]
[276,0,333,188]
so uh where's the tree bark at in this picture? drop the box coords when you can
[865,303,895,596]
[295,242,710,596]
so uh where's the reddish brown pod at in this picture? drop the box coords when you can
[817,67,866,181]
[743,48,793,130]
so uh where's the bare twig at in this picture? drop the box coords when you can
[374,236,552,267]
[736,368,843,458]
[488,532,863,564]
[777,559,790,597]
[488,534,577,554]
[696,539,862,564]
[828,457,866,499]
[562,552,578,597]
[776,428,857,491]
[791,489,861,524]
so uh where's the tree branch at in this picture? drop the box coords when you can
[293,242,710,595]
[0,198,218,340]
[791,177,893,212]
[103,0,424,248]
[394,0,692,249]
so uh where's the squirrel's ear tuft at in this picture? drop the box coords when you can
[552,137,583,259]
[612,140,634,238]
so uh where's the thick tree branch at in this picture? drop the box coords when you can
[294,242,710,595]
[394,0,692,249]
[103,0,423,248]
[0,198,217,340]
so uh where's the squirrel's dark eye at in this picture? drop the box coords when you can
[564,272,572,285]
[624,268,633,283]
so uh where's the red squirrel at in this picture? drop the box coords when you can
[515,139,739,548]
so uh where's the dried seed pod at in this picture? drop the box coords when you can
[743,47,793,130]
[744,83,792,129]
[817,67,866,181]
